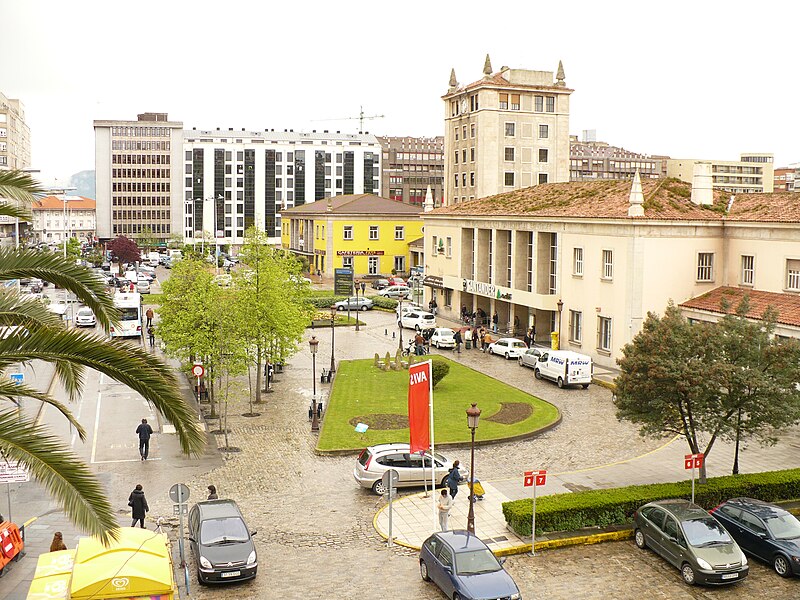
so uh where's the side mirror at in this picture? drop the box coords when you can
[188,536,196,543]
[758,532,769,540]
[442,566,452,574]
[251,530,258,536]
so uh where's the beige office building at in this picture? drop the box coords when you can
[666,153,774,193]
[422,174,800,369]
[0,92,33,246]
[442,56,572,206]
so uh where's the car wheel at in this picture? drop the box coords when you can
[453,594,462,600]
[557,377,564,388]
[440,475,450,488]
[372,479,388,495]
[337,305,344,311]
[774,554,792,577]
[518,357,524,366]
[361,306,368,311]
[504,352,510,360]
[634,529,647,549]
[681,563,696,585]
[582,384,589,389]
[534,369,542,380]
[420,560,430,581]
[488,347,494,355]
[433,341,438,348]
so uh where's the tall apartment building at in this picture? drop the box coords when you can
[0,92,31,171]
[377,136,444,206]
[666,153,774,193]
[774,166,796,192]
[569,136,665,181]
[442,55,572,205]
[182,129,381,248]
[94,113,184,243]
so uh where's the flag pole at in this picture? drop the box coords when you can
[429,360,436,530]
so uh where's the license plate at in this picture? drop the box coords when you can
[220,571,241,578]
[721,573,738,580]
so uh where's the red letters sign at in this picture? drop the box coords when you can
[684,453,704,470]
[407,361,431,454]
[524,470,547,487]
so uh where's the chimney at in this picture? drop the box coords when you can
[691,162,713,205]
[627,170,644,217]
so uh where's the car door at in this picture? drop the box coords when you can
[661,515,686,567]
[188,506,200,559]
[738,509,772,562]
[405,453,425,484]
[432,543,456,596]
[639,506,667,555]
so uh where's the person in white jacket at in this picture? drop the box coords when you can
[437,489,453,531]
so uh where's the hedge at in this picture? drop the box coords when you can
[307,295,398,310]
[367,295,398,310]
[502,468,800,536]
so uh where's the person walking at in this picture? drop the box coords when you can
[147,325,155,348]
[492,311,499,333]
[50,531,67,552]
[128,484,149,528]
[478,327,486,352]
[523,328,531,348]
[136,418,153,461]
[207,485,218,500]
[472,326,480,350]
[464,327,472,350]
[437,489,453,531]
[415,332,425,356]
[453,329,462,354]
[145,307,154,327]
[447,460,463,499]
[513,314,520,335]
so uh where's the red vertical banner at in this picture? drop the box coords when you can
[408,361,431,453]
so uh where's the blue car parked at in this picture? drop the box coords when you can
[419,530,521,600]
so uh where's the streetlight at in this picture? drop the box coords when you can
[329,305,336,374]
[466,402,482,534]
[309,336,320,432]
[556,299,564,350]
[397,294,404,352]
[358,280,366,333]
[354,280,361,332]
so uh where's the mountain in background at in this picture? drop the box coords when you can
[68,170,95,199]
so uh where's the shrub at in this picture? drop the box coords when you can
[308,296,349,309]
[431,359,450,388]
[502,468,800,536]
[367,295,398,310]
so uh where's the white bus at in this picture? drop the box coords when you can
[110,292,143,339]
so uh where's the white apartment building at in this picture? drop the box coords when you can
[442,55,572,205]
[182,128,381,248]
[0,91,32,246]
[667,153,774,193]
[30,195,96,244]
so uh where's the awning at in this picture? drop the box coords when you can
[27,550,75,600]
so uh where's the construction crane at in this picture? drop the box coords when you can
[311,106,385,134]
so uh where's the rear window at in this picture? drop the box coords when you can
[358,449,372,467]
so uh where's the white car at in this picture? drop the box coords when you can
[378,285,411,299]
[398,310,436,331]
[518,347,544,368]
[430,328,456,349]
[487,338,528,360]
[75,307,96,328]
[395,303,423,317]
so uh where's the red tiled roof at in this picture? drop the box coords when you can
[679,287,800,328]
[33,196,96,210]
[281,194,422,216]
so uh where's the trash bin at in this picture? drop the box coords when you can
[550,331,559,350]
[465,340,471,350]
[275,363,284,374]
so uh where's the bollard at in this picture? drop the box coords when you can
[385,328,388,336]
[392,331,396,339]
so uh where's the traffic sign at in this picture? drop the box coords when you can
[684,453,704,470]
[381,469,399,491]
[169,483,191,504]
[524,470,547,487]
[173,503,188,516]
[9,373,23,385]
[191,364,205,378]
[0,461,29,483]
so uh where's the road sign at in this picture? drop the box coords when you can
[334,268,354,296]
[524,470,547,487]
[191,364,205,378]
[684,453,704,470]
[169,483,191,504]
[0,461,29,483]
[173,503,188,516]
[9,373,23,385]
[381,469,399,491]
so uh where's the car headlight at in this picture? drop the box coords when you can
[741,553,747,566]
[696,558,712,570]
[199,555,212,569]
[791,555,800,563]
[247,550,257,566]
[510,594,521,600]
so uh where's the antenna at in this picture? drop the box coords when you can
[311,106,385,134]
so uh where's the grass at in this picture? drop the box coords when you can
[318,357,560,451]
[142,293,163,305]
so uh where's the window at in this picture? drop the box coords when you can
[343,225,353,240]
[342,256,353,269]
[369,226,379,240]
[395,226,405,240]
[446,237,452,258]
[432,235,438,253]
[470,147,475,162]
[368,256,379,275]
[462,125,467,139]
[510,93,520,110]
[534,95,543,112]
[573,247,584,276]
[539,149,549,163]
[569,310,582,343]
[470,123,475,138]
[602,249,613,280]
[538,173,549,184]
[505,122,515,137]
[454,174,459,188]
[499,93,508,110]
[787,259,800,290]
[454,127,459,141]
[741,255,754,285]
[697,252,714,282]
[462,173,467,187]
[504,172,515,186]
[539,125,549,139]
[394,256,405,272]
[504,147,515,161]
[598,316,612,351]
[470,172,475,186]
[462,149,467,163]
[546,96,555,112]
[454,151,458,165]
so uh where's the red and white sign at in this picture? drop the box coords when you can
[192,364,205,378]
[524,470,547,487]
[407,361,431,454]
[684,453,704,470]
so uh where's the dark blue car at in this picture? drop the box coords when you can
[711,497,800,578]
[419,530,521,600]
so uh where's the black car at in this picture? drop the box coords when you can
[188,499,258,584]
[711,498,800,578]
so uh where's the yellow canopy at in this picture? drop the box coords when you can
[27,550,75,600]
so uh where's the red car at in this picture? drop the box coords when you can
[388,276,405,286]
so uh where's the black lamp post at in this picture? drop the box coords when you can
[397,295,404,352]
[466,402,481,534]
[309,336,320,432]
[329,305,336,374]
[354,280,361,332]
[556,299,564,350]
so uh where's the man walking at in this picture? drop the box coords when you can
[145,307,154,327]
[437,489,453,531]
[453,329,462,354]
[128,484,149,528]
[147,325,155,348]
[136,418,153,461]
[447,460,463,499]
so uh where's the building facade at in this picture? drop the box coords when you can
[666,153,774,193]
[280,194,422,277]
[30,195,96,244]
[377,136,444,206]
[0,92,31,171]
[569,136,665,181]
[774,166,796,192]
[442,56,572,206]
[94,113,184,243]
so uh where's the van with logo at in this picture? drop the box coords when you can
[533,350,592,389]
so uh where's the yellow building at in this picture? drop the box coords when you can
[281,194,423,277]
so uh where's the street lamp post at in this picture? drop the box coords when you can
[329,305,336,374]
[397,295,404,352]
[354,280,361,332]
[309,336,320,432]
[466,402,482,534]
[556,299,564,350]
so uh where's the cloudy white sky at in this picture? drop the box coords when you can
[2,0,798,186]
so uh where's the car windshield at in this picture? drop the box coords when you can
[682,517,733,546]
[200,517,249,545]
[455,548,501,575]
[765,513,800,540]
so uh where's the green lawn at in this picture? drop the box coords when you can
[318,357,560,451]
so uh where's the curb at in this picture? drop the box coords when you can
[493,529,634,557]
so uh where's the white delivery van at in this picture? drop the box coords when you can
[533,350,593,389]
[168,249,182,261]
[147,251,161,267]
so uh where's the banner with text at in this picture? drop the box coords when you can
[408,361,431,453]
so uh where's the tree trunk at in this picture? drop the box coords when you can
[247,364,254,415]
[223,371,230,448]
[732,408,742,475]
[255,344,263,403]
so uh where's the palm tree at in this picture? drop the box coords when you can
[0,170,205,544]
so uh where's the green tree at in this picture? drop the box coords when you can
[136,226,158,252]
[0,170,205,544]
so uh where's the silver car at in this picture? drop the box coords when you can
[518,347,544,368]
[354,443,467,495]
[335,296,373,311]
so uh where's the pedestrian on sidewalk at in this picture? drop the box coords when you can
[453,329,462,354]
[472,326,480,350]
[447,460,463,499]
[145,307,154,327]
[415,332,425,356]
[50,531,67,552]
[464,327,472,350]
[207,485,218,500]
[437,489,453,531]
[128,484,149,528]
[147,325,155,347]
[492,311,499,333]
[136,418,153,460]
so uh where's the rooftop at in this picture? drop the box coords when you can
[680,287,800,329]
[281,194,422,217]
[33,195,96,210]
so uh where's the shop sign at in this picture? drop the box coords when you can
[462,279,513,301]
[336,250,385,256]
[423,275,444,289]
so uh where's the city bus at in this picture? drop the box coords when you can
[110,292,143,339]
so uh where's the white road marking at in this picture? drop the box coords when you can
[92,458,162,464]
[90,392,102,463]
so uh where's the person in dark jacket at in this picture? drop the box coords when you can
[453,329,463,354]
[136,418,153,461]
[129,484,149,528]
[207,484,219,500]
[447,460,463,499]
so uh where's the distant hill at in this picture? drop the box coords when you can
[69,170,95,199]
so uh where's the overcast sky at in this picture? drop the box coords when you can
[2,0,798,186]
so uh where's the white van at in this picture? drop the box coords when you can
[147,251,161,267]
[533,350,593,389]
[168,249,183,261]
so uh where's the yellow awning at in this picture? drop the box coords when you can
[33,549,75,579]
[26,549,75,600]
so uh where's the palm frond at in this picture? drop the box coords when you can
[0,410,119,545]
[0,202,32,222]
[0,169,44,204]
[0,379,87,440]
[0,292,66,328]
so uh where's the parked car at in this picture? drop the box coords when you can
[710,497,800,577]
[213,274,232,287]
[136,279,151,294]
[518,347,544,368]
[395,303,423,317]
[334,296,373,311]
[378,285,411,299]
[430,328,456,349]
[388,276,406,287]
[533,350,593,389]
[633,499,749,585]
[100,261,111,271]
[74,307,97,328]
[371,278,390,290]
[398,310,436,331]
[188,499,258,584]
[29,278,43,294]
[419,531,521,600]
[487,338,528,360]
[354,443,467,495]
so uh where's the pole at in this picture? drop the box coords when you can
[311,349,319,432]
[429,360,436,530]
[691,461,696,504]
[6,482,11,524]
[178,501,186,568]
[354,285,360,332]
[467,427,476,534]
[388,475,394,547]
[330,315,336,374]
[398,296,404,352]
[531,480,537,556]
[422,450,429,498]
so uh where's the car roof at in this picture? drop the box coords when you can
[367,443,413,454]
[436,530,490,552]
[724,497,789,519]
[194,499,244,519]
[434,328,454,334]
[648,499,710,520]
[493,338,524,343]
